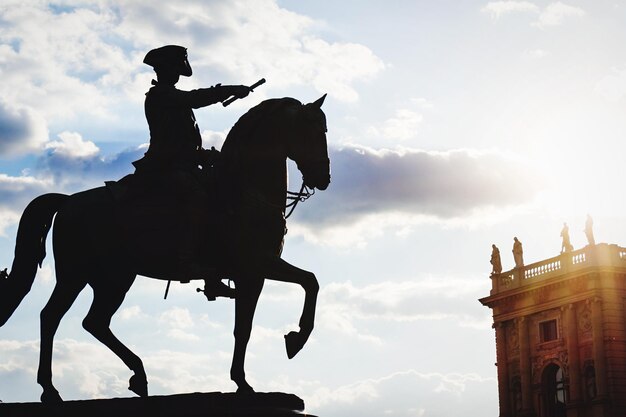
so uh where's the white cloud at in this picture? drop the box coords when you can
[159,307,195,329]
[379,109,423,141]
[119,305,144,321]
[595,66,626,102]
[0,0,385,120]
[482,1,539,19]
[292,145,541,230]
[166,328,201,342]
[318,279,490,330]
[523,48,549,59]
[0,100,48,156]
[482,1,585,28]
[45,131,100,158]
[296,370,497,417]
[410,98,433,109]
[533,2,585,27]
[0,173,53,235]
[0,338,234,401]
[0,133,143,234]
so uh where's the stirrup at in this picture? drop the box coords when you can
[196,279,236,301]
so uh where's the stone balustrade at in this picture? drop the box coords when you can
[490,243,626,294]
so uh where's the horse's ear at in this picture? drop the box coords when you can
[312,94,327,108]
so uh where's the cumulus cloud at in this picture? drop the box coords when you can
[37,131,142,189]
[0,173,53,235]
[316,278,492,344]
[273,370,497,417]
[45,131,100,158]
[482,1,539,19]
[533,2,585,27]
[595,66,626,102]
[293,145,540,228]
[482,1,585,27]
[0,131,142,234]
[0,100,48,156]
[0,338,233,402]
[377,109,423,141]
[0,0,384,123]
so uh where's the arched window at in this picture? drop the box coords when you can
[542,364,567,417]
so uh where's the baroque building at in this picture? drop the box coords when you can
[480,243,626,417]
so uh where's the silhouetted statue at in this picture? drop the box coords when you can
[513,237,524,268]
[0,46,331,402]
[560,222,573,253]
[490,244,502,275]
[585,214,595,246]
[134,45,253,295]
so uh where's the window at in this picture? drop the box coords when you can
[540,319,558,342]
[510,377,522,415]
[584,365,597,401]
[542,364,567,417]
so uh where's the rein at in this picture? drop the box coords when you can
[285,181,315,219]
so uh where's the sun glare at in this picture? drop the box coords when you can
[533,142,621,219]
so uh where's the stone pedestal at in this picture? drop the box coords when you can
[0,391,312,417]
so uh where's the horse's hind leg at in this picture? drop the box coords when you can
[82,273,148,397]
[38,278,86,403]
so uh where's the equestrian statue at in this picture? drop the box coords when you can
[0,45,331,403]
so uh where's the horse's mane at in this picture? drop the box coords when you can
[223,97,302,148]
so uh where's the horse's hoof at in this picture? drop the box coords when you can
[235,380,255,395]
[284,331,306,359]
[41,388,63,404]
[129,374,148,397]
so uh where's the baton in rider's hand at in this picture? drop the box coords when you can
[222,78,266,107]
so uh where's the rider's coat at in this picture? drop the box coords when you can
[139,81,224,171]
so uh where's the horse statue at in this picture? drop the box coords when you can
[0,95,330,403]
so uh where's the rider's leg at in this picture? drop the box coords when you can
[174,170,234,298]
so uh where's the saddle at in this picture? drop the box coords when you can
[104,169,221,280]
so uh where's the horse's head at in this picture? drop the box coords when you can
[287,94,331,191]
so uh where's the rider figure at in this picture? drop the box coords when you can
[135,45,250,297]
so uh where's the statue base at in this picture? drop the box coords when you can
[0,391,314,417]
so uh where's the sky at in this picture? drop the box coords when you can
[0,1,625,416]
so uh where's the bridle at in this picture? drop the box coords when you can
[285,181,315,219]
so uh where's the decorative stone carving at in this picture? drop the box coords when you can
[559,350,569,373]
[508,321,519,356]
[579,307,592,334]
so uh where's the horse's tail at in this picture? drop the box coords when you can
[0,193,69,327]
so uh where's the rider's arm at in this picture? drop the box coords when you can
[169,85,251,109]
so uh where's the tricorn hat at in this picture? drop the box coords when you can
[143,45,192,76]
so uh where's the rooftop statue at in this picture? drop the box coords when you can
[490,244,502,275]
[585,214,595,246]
[513,237,524,268]
[0,45,331,403]
[560,222,573,253]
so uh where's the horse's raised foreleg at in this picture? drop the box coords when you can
[230,275,264,393]
[82,274,147,397]
[265,257,319,359]
[38,279,86,403]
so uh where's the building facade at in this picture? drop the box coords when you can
[480,243,626,417]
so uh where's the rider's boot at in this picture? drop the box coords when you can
[198,278,236,301]
[178,219,235,300]
[175,171,235,300]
